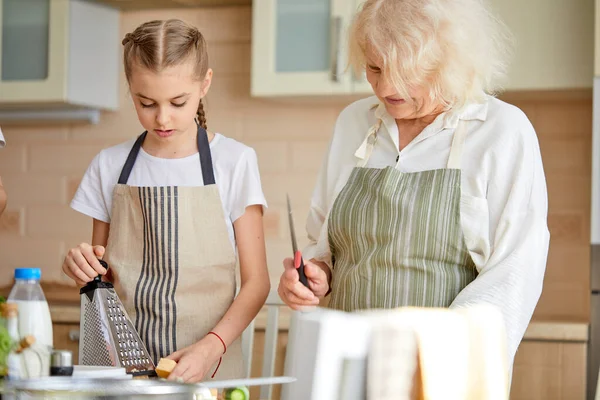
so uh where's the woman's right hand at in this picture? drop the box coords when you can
[278,257,329,310]
[62,243,106,286]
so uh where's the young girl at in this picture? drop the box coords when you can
[62,19,270,383]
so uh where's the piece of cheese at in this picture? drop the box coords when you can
[155,358,177,379]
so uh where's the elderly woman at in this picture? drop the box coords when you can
[278,0,549,372]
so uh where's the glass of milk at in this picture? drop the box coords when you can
[6,268,53,377]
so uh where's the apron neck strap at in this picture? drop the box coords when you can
[197,124,216,185]
[117,123,216,185]
[446,120,468,169]
[118,132,146,185]
[356,119,383,168]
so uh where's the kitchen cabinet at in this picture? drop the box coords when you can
[0,0,120,115]
[49,302,81,364]
[251,0,593,98]
[510,340,587,400]
[491,0,594,91]
[53,323,80,364]
[251,0,366,97]
[92,0,252,9]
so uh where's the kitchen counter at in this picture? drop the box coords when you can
[49,303,81,324]
[523,320,589,342]
[49,301,589,343]
[0,280,585,342]
[34,280,589,342]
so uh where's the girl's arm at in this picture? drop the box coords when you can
[209,204,270,347]
[92,218,110,247]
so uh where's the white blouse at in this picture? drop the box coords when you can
[303,94,550,367]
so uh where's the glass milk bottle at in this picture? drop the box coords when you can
[6,268,53,377]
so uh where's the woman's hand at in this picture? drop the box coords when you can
[165,334,224,383]
[61,243,106,286]
[278,258,329,310]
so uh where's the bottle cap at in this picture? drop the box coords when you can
[1,302,18,317]
[19,335,35,350]
[14,268,41,281]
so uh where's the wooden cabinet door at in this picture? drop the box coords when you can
[52,323,80,364]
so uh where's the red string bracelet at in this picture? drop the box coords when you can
[208,331,226,378]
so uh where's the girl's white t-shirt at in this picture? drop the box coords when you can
[70,133,268,252]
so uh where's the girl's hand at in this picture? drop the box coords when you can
[278,257,328,310]
[166,334,224,383]
[62,243,106,286]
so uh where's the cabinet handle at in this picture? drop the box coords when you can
[69,329,80,342]
[330,16,343,82]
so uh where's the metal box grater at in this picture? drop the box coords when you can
[79,260,156,376]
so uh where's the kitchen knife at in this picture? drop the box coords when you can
[286,194,309,288]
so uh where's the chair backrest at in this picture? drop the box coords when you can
[241,289,287,400]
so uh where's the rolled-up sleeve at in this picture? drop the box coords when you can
[450,117,550,367]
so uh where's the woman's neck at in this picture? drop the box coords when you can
[395,107,446,150]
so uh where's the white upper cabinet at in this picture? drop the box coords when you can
[251,0,358,96]
[0,0,120,112]
[251,0,593,98]
[492,0,594,91]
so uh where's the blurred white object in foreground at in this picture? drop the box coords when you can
[282,304,509,400]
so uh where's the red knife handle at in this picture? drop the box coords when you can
[294,251,309,288]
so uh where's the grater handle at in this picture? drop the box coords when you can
[94,259,109,282]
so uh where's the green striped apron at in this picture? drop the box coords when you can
[327,118,478,312]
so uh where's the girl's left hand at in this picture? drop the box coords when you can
[165,334,224,383]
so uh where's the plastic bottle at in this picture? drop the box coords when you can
[6,268,53,377]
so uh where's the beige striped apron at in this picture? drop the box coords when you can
[327,118,478,312]
[103,125,244,380]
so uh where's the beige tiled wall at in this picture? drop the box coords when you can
[0,7,592,323]
[516,98,593,322]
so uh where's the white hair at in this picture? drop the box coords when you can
[348,0,514,110]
